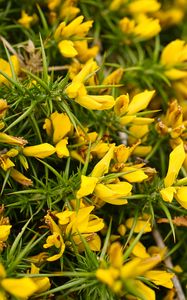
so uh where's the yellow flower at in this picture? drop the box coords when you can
[0,99,8,118]
[145,270,174,288]
[65,58,98,98]
[29,263,51,293]
[134,280,155,300]
[121,165,148,183]
[18,10,38,28]
[56,205,104,251]
[1,278,38,299]
[130,239,150,258]
[126,217,152,233]
[164,143,185,187]
[55,138,69,158]
[160,187,176,203]
[76,175,99,199]
[91,144,115,177]
[155,8,184,27]
[119,16,161,40]
[156,100,185,139]
[0,55,20,85]
[0,225,11,242]
[96,267,119,288]
[134,15,161,40]
[94,181,132,205]
[102,68,124,86]
[58,40,78,58]
[161,40,187,80]
[60,1,80,20]
[44,111,72,144]
[175,186,187,208]
[10,168,33,186]
[23,143,56,158]
[75,94,115,110]
[44,214,65,261]
[48,0,61,10]
[0,133,27,146]
[127,90,155,115]
[73,40,99,63]
[127,0,161,14]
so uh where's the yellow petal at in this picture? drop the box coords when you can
[109,242,123,268]
[114,94,129,116]
[121,255,161,279]
[126,218,152,233]
[91,144,115,177]
[127,90,155,115]
[55,138,69,158]
[0,263,6,279]
[145,270,174,288]
[128,0,160,14]
[160,187,176,202]
[1,278,38,298]
[10,168,33,186]
[58,40,78,58]
[76,175,99,199]
[175,186,187,209]
[122,167,148,183]
[0,133,27,146]
[87,233,101,251]
[75,94,115,110]
[164,143,185,187]
[135,280,155,300]
[94,182,132,205]
[132,117,154,125]
[0,225,11,242]
[132,145,152,157]
[130,239,150,258]
[96,267,119,287]
[23,143,56,158]
[51,112,72,144]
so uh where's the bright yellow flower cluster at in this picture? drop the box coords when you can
[43,203,104,261]
[96,241,173,299]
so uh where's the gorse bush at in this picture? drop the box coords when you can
[0,0,187,299]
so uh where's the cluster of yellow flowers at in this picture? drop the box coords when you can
[0,0,187,299]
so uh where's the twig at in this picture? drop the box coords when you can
[152,228,186,300]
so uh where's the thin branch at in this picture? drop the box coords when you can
[152,228,186,300]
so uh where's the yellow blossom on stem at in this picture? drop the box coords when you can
[127,0,161,14]
[164,143,185,187]
[76,175,99,199]
[94,182,132,205]
[161,40,187,80]
[145,270,174,288]
[58,40,78,58]
[44,214,65,261]
[1,278,38,299]
[73,40,99,62]
[0,99,8,118]
[0,225,11,242]
[75,94,115,110]
[29,263,51,293]
[55,138,69,158]
[126,217,152,233]
[44,111,72,144]
[0,55,20,85]
[0,133,27,146]
[23,143,56,158]
[10,168,33,186]
[126,90,155,115]
[18,10,38,28]
[91,144,115,177]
